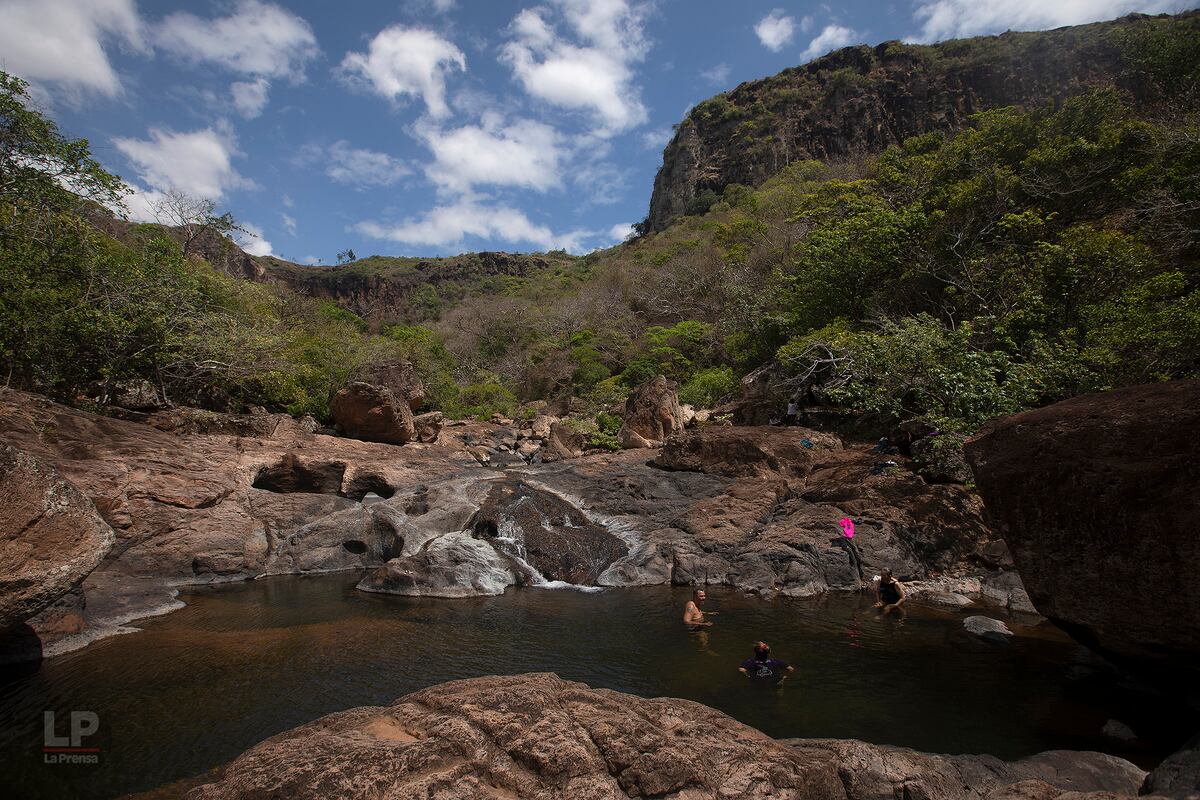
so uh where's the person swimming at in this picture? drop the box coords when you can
[738,641,794,682]
[683,588,717,629]
[874,568,906,614]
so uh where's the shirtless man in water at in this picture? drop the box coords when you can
[683,588,717,628]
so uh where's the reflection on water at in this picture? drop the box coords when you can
[0,574,1192,799]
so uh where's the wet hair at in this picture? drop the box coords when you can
[753,641,770,661]
[881,568,893,580]
[693,588,705,597]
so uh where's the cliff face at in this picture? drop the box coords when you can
[646,12,1195,231]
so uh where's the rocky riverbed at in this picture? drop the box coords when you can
[0,387,1025,659]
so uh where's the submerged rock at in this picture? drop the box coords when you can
[184,673,1147,800]
[965,380,1200,680]
[0,445,114,629]
[964,615,1015,642]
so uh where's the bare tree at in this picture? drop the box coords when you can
[152,189,239,256]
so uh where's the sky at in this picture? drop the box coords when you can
[1,0,1196,263]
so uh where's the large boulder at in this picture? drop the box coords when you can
[363,360,424,412]
[412,411,443,443]
[0,445,114,629]
[964,381,1200,679]
[330,382,415,445]
[617,375,685,448]
[539,421,584,462]
[185,674,1145,800]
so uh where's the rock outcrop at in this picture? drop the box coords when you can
[0,445,114,629]
[965,380,1200,680]
[645,12,1196,231]
[329,381,416,445]
[185,673,1146,800]
[617,375,685,448]
[0,390,476,655]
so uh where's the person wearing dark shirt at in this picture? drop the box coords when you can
[738,641,794,682]
[874,568,906,615]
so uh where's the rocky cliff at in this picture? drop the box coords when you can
[645,12,1197,231]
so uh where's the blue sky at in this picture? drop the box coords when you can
[1,0,1194,262]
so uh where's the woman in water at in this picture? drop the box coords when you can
[874,568,906,614]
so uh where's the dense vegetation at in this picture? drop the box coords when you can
[2,11,1197,453]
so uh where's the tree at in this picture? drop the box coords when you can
[336,248,356,264]
[0,71,126,221]
[151,188,239,257]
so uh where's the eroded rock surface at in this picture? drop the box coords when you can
[0,445,114,629]
[185,673,1146,800]
[965,380,1200,679]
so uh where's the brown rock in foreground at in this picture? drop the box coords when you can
[0,445,114,629]
[965,381,1200,678]
[329,381,416,444]
[186,674,1145,800]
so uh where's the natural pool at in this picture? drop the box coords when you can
[0,574,1191,799]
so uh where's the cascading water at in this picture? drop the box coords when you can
[469,479,625,590]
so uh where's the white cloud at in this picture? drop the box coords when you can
[303,255,321,265]
[755,10,796,52]
[432,0,456,11]
[801,24,859,61]
[0,0,144,98]
[282,193,294,208]
[910,0,1192,42]
[156,0,318,80]
[113,126,255,221]
[800,15,814,33]
[281,213,297,236]
[701,63,731,86]
[231,78,271,119]
[237,222,273,257]
[418,114,563,194]
[327,141,411,187]
[640,127,673,150]
[355,196,589,253]
[500,0,650,136]
[339,26,466,118]
[608,222,635,243]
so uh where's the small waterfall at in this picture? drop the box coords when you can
[479,498,603,592]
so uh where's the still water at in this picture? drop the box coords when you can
[0,574,1190,799]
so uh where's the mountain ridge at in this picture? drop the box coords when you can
[644,10,1200,231]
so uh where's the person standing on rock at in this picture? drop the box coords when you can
[738,641,794,683]
[683,588,717,629]
[874,568,906,614]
